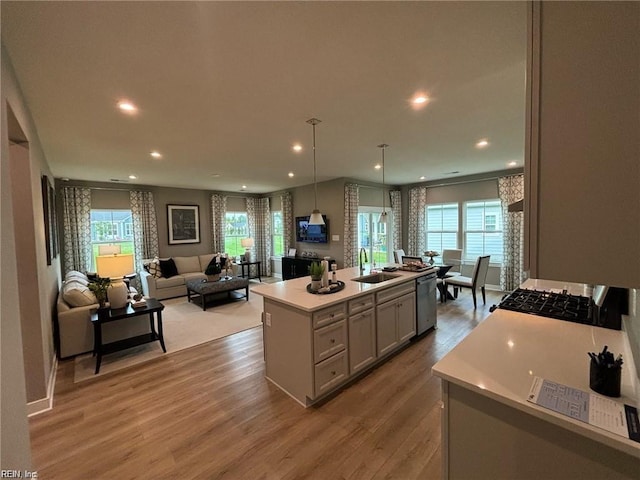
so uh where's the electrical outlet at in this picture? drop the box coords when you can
[332,234,340,241]
[265,312,271,327]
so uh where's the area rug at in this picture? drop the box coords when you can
[73,287,265,382]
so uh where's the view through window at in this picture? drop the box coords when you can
[272,211,284,256]
[426,203,459,254]
[358,208,390,265]
[464,200,503,263]
[225,212,248,259]
[90,209,134,269]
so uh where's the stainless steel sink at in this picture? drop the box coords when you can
[351,272,401,284]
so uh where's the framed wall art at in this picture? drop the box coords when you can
[41,175,59,265]
[167,204,200,244]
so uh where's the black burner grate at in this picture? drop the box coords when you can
[494,288,593,325]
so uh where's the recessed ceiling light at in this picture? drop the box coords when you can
[411,92,430,110]
[476,139,489,148]
[241,185,247,190]
[288,172,294,177]
[129,175,137,180]
[508,161,518,167]
[292,144,302,152]
[374,164,381,170]
[117,101,137,113]
[210,173,221,178]
[420,176,426,180]
[150,151,162,158]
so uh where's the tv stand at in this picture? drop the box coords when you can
[282,256,335,280]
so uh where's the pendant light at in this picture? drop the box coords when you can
[378,143,389,224]
[307,117,325,225]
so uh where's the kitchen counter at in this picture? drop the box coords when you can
[254,264,435,406]
[432,278,640,479]
[252,264,434,311]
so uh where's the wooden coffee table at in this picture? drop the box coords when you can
[90,298,165,374]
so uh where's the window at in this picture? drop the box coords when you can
[272,210,284,256]
[426,203,459,253]
[90,209,134,269]
[464,200,503,263]
[357,208,391,265]
[224,212,248,258]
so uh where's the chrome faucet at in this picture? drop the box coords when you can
[359,248,368,275]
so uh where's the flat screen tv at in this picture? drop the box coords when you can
[295,215,329,243]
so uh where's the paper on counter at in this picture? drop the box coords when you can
[528,376,638,441]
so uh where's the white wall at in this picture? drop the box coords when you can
[1,44,34,472]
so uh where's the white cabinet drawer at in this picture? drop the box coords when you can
[314,351,348,397]
[348,294,374,315]
[313,320,347,363]
[312,303,346,328]
[376,281,415,305]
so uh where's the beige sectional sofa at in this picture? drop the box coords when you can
[56,270,149,359]
[140,254,235,300]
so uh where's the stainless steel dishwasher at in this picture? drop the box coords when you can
[415,271,437,335]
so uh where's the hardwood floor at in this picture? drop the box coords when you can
[29,290,504,480]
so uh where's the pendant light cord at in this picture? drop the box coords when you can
[378,143,389,213]
[307,118,322,212]
[313,122,318,210]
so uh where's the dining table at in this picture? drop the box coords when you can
[435,264,455,301]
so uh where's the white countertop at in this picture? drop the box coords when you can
[252,264,435,312]
[432,278,640,458]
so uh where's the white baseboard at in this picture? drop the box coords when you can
[27,354,57,417]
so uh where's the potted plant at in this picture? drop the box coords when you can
[88,277,111,309]
[308,261,325,291]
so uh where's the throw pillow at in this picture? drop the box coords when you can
[205,257,222,275]
[147,262,162,278]
[159,258,178,278]
[62,281,98,307]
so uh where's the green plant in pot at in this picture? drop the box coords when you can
[88,277,111,308]
[309,261,325,291]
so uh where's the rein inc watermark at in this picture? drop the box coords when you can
[0,471,37,478]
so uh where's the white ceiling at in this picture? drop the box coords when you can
[1,1,527,194]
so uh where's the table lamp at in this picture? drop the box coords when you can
[95,251,135,308]
[96,253,134,279]
[240,237,254,262]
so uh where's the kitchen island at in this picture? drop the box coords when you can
[432,279,640,479]
[252,265,435,406]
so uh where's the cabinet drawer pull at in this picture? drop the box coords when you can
[330,338,335,343]
[331,370,336,375]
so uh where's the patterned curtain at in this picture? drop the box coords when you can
[130,191,159,292]
[343,183,359,267]
[246,197,272,277]
[281,191,293,255]
[210,193,226,253]
[407,186,427,256]
[62,186,92,274]
[498,174,525,291]
[390,190,402,251]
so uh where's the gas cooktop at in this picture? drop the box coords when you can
[491,288,601,327]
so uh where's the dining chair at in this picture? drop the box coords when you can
[445,255,491,309]
[442,249,463,278]
[393,249,406,264]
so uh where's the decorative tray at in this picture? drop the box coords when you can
[306,280,346,295]
[399,266,431,272]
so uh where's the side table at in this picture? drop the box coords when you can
[238,260,261,282]
[91,298,166,374]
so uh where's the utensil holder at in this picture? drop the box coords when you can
[589,358,621,397]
